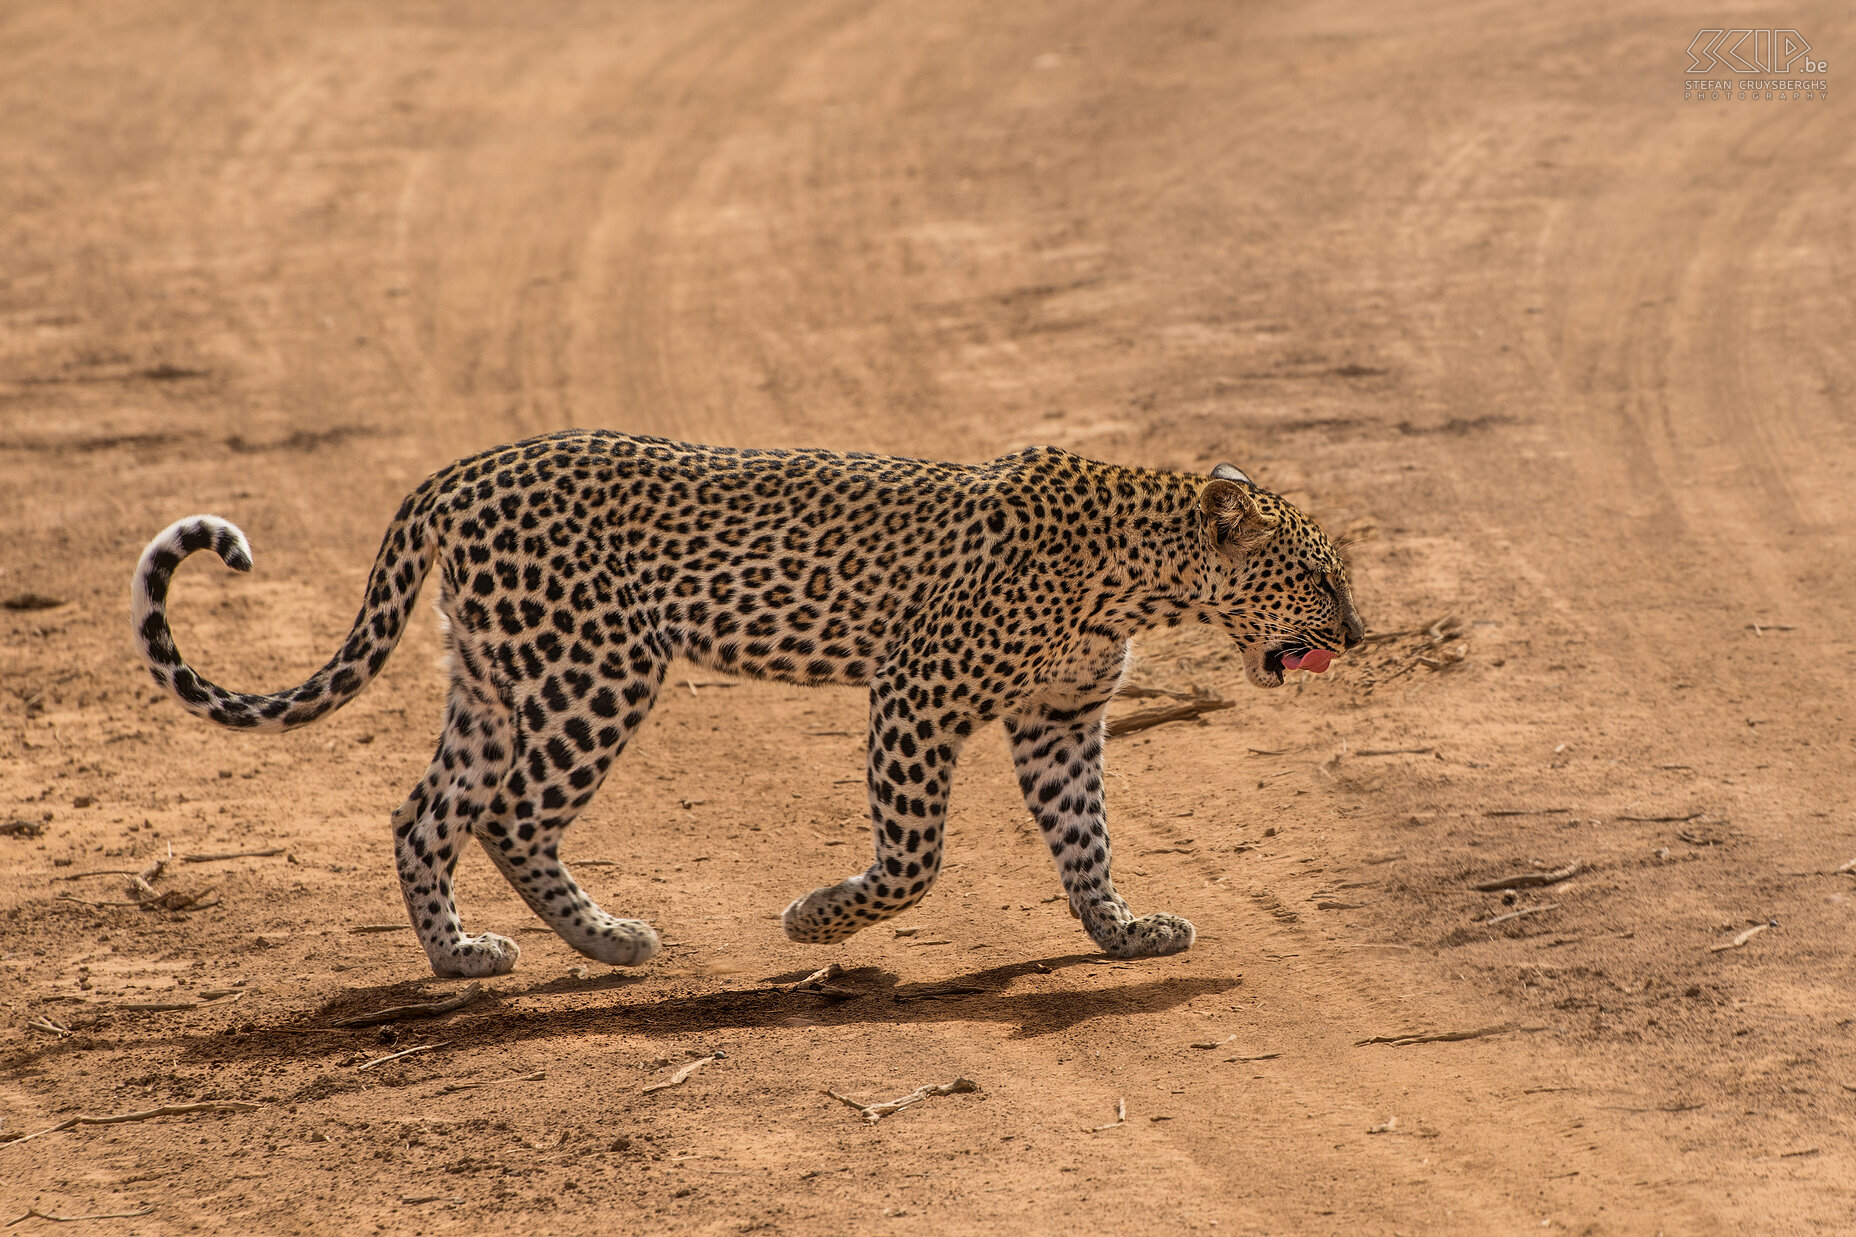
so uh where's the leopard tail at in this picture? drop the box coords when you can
[130,485,439,733]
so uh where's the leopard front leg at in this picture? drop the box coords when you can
[783,674,968,944]
[1005,641,1194,959]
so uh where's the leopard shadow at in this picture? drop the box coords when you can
[166,954,1242,1068]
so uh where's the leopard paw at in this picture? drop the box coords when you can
[781,886,865,944]
[575,918,660,967]
[428,931,521,977]
[1096,912,1195,959]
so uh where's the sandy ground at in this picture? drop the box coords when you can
[3,2,1853,1232]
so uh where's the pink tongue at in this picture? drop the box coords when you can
[1283,648,1335,673]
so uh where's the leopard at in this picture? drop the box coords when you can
[132,430,1364,977]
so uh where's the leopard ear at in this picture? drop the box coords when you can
[1211,462,1253,485]
[1198,478,1278,550]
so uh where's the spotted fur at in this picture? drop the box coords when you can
[131,430,1364,976]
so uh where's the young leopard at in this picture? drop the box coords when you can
[132,431,1364,977]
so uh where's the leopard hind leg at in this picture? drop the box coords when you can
[473,641,668,967]
[394,684,522,977]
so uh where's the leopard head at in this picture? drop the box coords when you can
[1194,463,1365,688]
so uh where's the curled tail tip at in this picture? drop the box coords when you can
[221,538,254,573]
[148,515,253,573]
[211,521,252,571]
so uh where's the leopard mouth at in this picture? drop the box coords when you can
[1264,642,1337,677]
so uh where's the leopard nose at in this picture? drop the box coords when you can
[1341,613,1365,650]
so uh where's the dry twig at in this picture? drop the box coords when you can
[328,982,484,1028]
[767,963,859,999]
[116,989,245,1013]
[6,1206,156,1227]
[1358,614,1459,645]
[1486,902,1561,926]
[826,1077,979,1124]
[1118,684,1203,701]
[180,848,286,863]
[892,984,984,1002]
[55,855,170,889]
[1357,1023,1542,1047]
[1107,696,1234,738]
[1470,862,1580,892]
[357,1041,450,1072]
[1709,920,1775,953]
[644,1052,725,1093]
[55,887,219,911]
[25,1017,70,1037]
[1089,1097,1128,1132]
[3,1101,260,1148]
[435,1071,546,1095]
[1360,615,1468,691]
[138,887,218,911]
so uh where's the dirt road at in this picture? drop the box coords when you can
[3,2,1852,1232]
